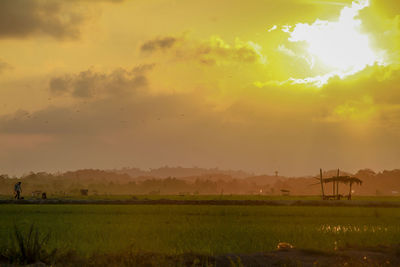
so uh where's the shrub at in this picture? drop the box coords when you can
[1,224,57,264]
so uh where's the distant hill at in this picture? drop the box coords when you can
[61,169,132,183]
[243,175,282,185]
[113,166,253,179]
[320,169,354,178]
[1,168,400,196]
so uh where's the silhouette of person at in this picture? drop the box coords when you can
[14,182,22,199]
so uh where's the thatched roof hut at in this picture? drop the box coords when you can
[316,169,363,200]
[323,176,362,185]
[323,175,362,200]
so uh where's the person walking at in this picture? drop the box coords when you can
[14,182,22,199]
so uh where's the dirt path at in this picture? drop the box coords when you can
[86,246,400,266]
[30,246,399,266]
[215,246,400,266]
[1,198,400,207]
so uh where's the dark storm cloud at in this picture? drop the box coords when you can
[0,0,126,40]
[140,37,178,52]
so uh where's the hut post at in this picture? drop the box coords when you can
[337,182,339,199]
[336,169,340,199]
[332,180,335,196]
[319,168,325,199]
[348,182,353,200]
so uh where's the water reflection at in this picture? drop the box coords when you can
[319,225,388,233]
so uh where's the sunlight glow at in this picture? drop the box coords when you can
[285,0,384,87]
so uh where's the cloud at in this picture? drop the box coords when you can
[277,44,296,57]
[195,37,266,65]
[0,0,83,39]
[0,0,125,40]
[49,66,152,98]
[369,0,400,18]
[0,59,11,74]
[16,65,399,137]
[0,66,207,136]
[141,35,266,65]
[141,37,178,52]
[132,63,156,74]
[252,63,400,130]
[1,64,400,176]
[268,25,278,32]
[358,3,400,64]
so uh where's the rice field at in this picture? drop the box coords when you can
[0,203,399,257]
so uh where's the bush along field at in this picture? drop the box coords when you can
[0,204,400,266]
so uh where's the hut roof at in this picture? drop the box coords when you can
[323,176,362,185]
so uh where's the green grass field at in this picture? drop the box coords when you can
[0,203,399,258]
[2,194,400,202]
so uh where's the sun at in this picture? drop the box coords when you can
[285,0,384,86]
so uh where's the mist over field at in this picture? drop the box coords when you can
[1,166,399,196]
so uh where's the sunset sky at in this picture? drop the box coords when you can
[0,0,399,176]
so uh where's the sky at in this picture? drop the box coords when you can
[0,0,399,176]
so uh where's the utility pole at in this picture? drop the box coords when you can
[336,169,340,199]
[320,168,325,199]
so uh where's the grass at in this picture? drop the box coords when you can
[0,204,399,257]
[1,194,400,202]
[0,224,218,266]
[0,194,322,201]
[1,224,57,264]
